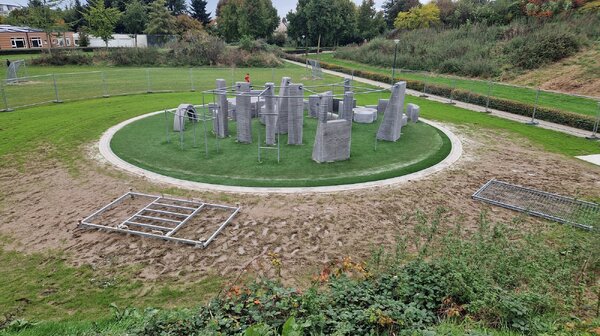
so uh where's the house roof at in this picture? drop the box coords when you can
[0,25,44,33]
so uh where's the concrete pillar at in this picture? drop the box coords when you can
[287,83,304,145]
[377,82,406,142]
[264,83,277,146]
[236,93,252,143]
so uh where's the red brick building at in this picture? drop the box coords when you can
[0,25,75,50]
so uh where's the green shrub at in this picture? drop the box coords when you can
[132,210,597,335]
[102,47,164,66]
[334,15,599,76]
[30,50,93,66]
[169,31,225,66]
[505,29,581,69]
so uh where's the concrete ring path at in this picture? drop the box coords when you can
[96,110,463,194]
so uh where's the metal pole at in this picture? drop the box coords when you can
[189,68,195,92]
[53,74,62,103]
[447,78,456,105]
[586,102,600,140]
[527,87,540,125]
[391,43,398,85]
[202,100,209,158]
[146,68,152,93]
[164,109,170,143]
[193,112,198,148]
[484,80,492,113]
[257,96,261,163]
[420,73,429,98]
[1,84,12,112]
[179,114,184,150]
[102,71,109,98]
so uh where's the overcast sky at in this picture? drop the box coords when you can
[8,0,386,17]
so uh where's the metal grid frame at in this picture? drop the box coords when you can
[80,192,240,248]
[473,179,599,231]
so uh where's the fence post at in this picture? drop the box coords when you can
[446,78,456,105]
[420,73,429,98]
[1,84,12,112]
[586,102,600,140]
[53,74,62,103]
[484,80,492,113]
[526,87,540,125]
[146,69,152,93]
[102,71,109,98]
[189,68,195,92]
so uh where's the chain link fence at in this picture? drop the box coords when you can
[0,67,293,112]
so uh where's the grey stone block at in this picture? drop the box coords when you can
[353,107,377,123]
[308,95,319,118]
[312,96,352,163]
[287,83,304,145]
[236,93,252,143]
[344,78,352,93]
[377,99,389,115]
[277,77,291,134]
[407,103,420,123]
[377,82,406,142]
[263,83,277,145]
[339,92,354,122]
[214,79,229,138]
[173,103,197,132]
[401,114,408,126]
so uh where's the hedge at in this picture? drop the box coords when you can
[284,54,597,132]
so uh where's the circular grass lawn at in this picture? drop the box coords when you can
[110,111,452,188]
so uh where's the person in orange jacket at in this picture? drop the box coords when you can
[244,73,250,83]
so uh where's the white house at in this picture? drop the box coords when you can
[73,33,148,48]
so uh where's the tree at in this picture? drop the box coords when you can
[217,0,279,42]
[174,14,204,35]
[12,0,67,52]
[121,0,147,46]
[287,0,359,47]
[145,0,176,35]
[166,0,186,15]
[383,0,421,27]
[84,0,122,47]
[394,3,440,30]
[190,0,211,25]
[62,0,86,31]
[356,0,386,41]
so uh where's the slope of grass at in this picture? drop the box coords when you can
[0,242,222,324]
[312,53,600,118]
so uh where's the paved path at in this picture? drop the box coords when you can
[285,59,595,139]
[577,154,600,167]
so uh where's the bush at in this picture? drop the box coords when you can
[133,210,597,335]
[504,29,581,69]
[101,47,164,66]
[169,31,225,66]
[30,50,93,66]
[334,15,599,76]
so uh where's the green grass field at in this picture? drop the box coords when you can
[111,107,451,187]
[312,53,600,118]
[1,61,599,335]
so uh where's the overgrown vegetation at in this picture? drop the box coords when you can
[131,212,598,335]
[335,15,599,77]
[8,212,595,335]
[30,34,283,68]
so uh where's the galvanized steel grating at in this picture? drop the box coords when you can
[80,192,240,248]
[473,179,599,231]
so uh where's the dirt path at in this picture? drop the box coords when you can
[1,124,599,286]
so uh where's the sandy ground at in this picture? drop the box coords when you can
[1,124,599,287]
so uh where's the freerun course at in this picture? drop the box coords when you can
[106,75,456,189]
